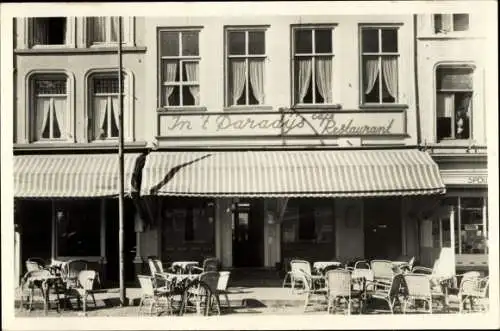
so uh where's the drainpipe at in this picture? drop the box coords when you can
[413,14,422,147]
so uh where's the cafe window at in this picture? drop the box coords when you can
[55,200,101,257]
[158,29,200,107]
[282,200,333,243]
[436,66,474,141]
[292,26,335,105]
[226,27,267,106]
[162,202,214,243]
[360,26,399,104]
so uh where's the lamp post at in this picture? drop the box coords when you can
[117,16,127,306]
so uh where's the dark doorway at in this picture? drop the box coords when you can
[105,198,136,286]
[232,200,264,267]
[364,197,402,260]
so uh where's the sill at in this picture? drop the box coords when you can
[292,104,342,110]
[15,46,147,55]
[13,141,148,153]
[223,105,273,111]
[359,104,408,110]
[433,139,475,147]
[157,106,207,113]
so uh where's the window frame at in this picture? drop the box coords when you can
[434,64,475,142]
[157,28,202,109]
[433,13,470,34]
[291,25,336,106]
[27,17,76,49]
[84,16,135,47]
[359,25,400,105]
[27,71,75,143]
[85,69,134,142]
[225,26,268,108]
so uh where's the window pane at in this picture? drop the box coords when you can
[181,31,199,56]
[33,18,66,45]
[381,29,398,52]
[93,77,120,94]
[182,62,199,82]
[362,29,379,52]
[454,92,471,139]
[228,31,246,55]
[298,205,315,240]
[89,17,106,43]
[248,31,265,55]
[461,197,486,254]
[294,29,312,54]
[182,86,196,106]
[363,56,380,102]
[437,67,473,90]
[314,29,332,53]
[162,60,180,82]
[109,17,124,42]
[160,31,179,56]
[436,93,453,140]
[453,14,469,31]
[434,14,443,33]
[35,77,67,94]
[167,85,180,106]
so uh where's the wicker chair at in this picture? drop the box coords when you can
[191,257,221,274]
[288,260,323,294]
[216,271,231,311]
[25,258,46,272]
[326,270,353,315]
[181,271,221,316]
[63,260,89,289]
[370,260,396,284]
[369,273,406,314]
[459,276,489,313]
[402,273,433,314]
[137,274,173,316]
[147,257,173,287]
[65,270,100,314]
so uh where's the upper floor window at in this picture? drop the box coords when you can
[87,17,124,44]
[293,27,334,105]
[159,30,200,108]
[361,27,399,104]
[31,17,67,46]
[436,66,473,141]
[31,74,68,141]
[226,28,266,106]
[434,14,469,34]
[89,73,125,140]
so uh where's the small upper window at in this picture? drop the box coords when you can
[434,14,470,34]
[31,17,67,45]
[436,66,474,141]
[87,17,124,44]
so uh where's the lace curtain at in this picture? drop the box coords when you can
[36,98,51,139]
[315,57,332,103]
[364,57,379,95]
[231,59,247,105]
[297,58,312,103]
[36,98,64,139]
[163,62,178,106]
[90,17,107,43]
[184,62,200,105]
[249,60,265,104]
[93,97,109,138]
[382,57,398,99]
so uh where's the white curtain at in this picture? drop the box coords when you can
[36,98,50,139]
[249,59,265,104]
[184,62,200,105]
[110,17,120,42]
[231,59,247,105]
[111,97,120,136]
[34,19,48,45]
[382,57,398,99]
[297,58,312,103]
[315,57,332,103]
[90,17,107,43]
[440,14,453,32]
[163,62,178,106]
[52,98,65,139]
[94,97,108,138]
[436,93,454,118]
[364,57,379,95]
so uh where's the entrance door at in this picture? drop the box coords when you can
[364,197,402,260]
[232,200,264,267]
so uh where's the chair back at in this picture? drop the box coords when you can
[26,260,43,272]
[371,260,394,281]
[290,260,311,276]
[460,271,480,285]
[354,260,370,269]
[147,258,164,276]
[199,271,220,293]
[461,275,488,297]
[326,270,351,297]
[65,260,88,279]
[137,275,155,296]
[217,271,230,291]
[78,270,99,291]
[203,258,220,272]
[351,268,374,291]
[404,274,432,298]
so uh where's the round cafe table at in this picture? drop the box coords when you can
[313,261,343,274]
[172,261,199,274]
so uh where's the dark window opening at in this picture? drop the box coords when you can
[33,17,67,45]
[298,205,316,241]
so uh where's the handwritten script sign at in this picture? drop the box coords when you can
[158,111,406,138]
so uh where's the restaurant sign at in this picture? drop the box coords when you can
[158,110,406,138]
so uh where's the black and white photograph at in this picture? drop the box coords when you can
[0,1,498,330]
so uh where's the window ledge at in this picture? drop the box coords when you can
[431,139,478,147]
[157,106,208,113]
[13,141,148,153]
[223,105,274,111]
[15,46,147,55]
[359,104,408,110]
[292,104,342,111]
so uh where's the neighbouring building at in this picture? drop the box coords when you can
[415,12,490,273]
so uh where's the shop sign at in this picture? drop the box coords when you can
[158,110,406,138]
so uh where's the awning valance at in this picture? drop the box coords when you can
[141,149,446,198]
[14,153,141,198]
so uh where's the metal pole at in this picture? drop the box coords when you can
[117,16,127,306]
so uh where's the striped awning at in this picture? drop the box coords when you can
[141,150,446,197]
[14,153,141,198]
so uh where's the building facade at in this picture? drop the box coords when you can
[415,13,490,272]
